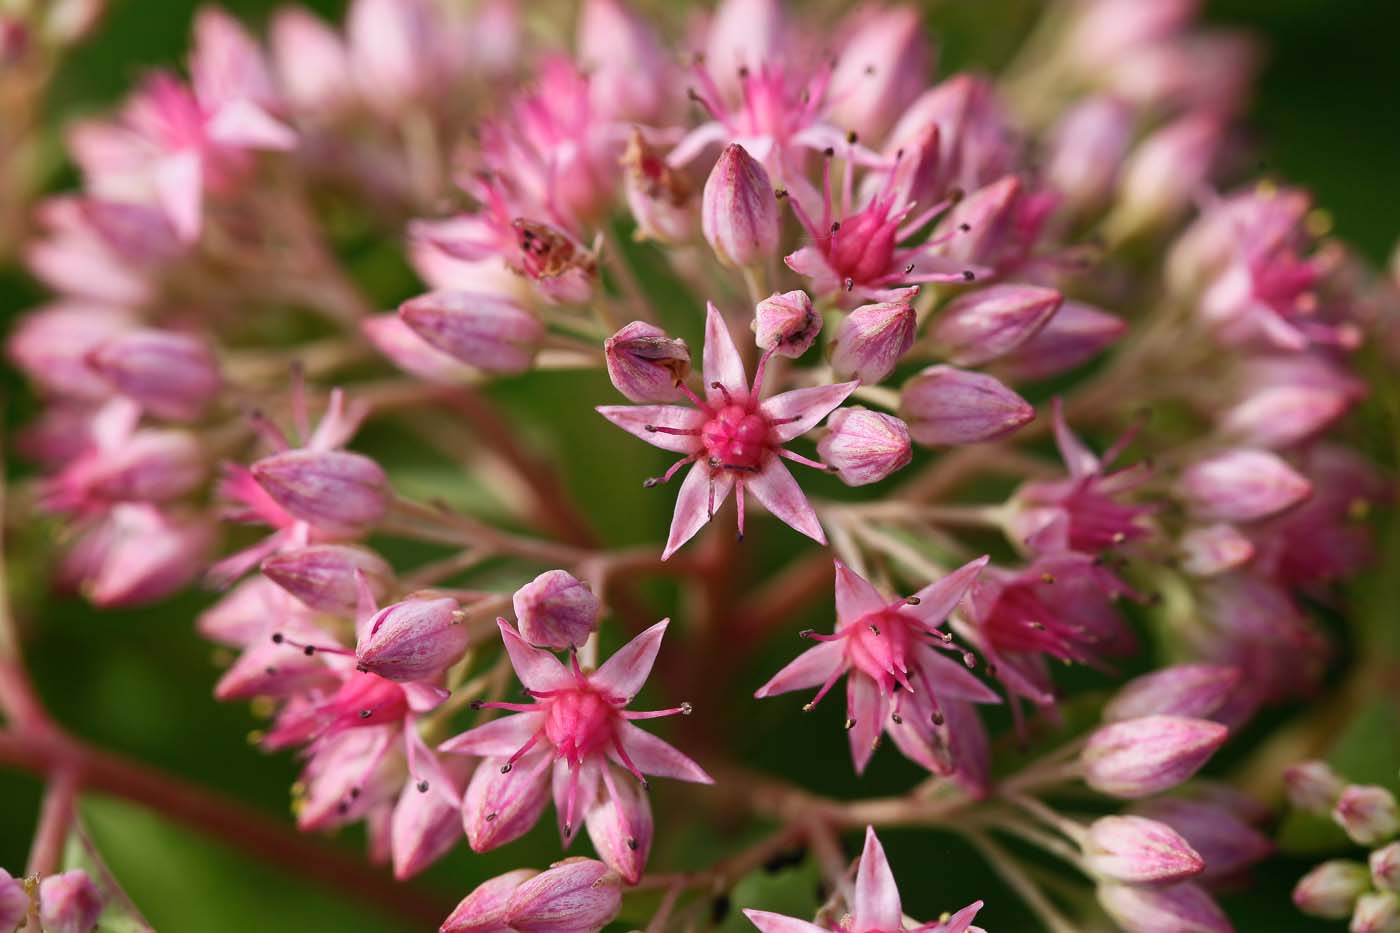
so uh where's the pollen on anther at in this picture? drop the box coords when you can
[680,702,694,715]
[844,718,856,730]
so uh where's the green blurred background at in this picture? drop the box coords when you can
[2,1,1398,930]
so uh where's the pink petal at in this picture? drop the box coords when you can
[438,711,544,756]
[913,645,1001,704]
[754,641,846,698]
[743,910,828,933]
[551,756,602,844]
[783,246,841,296]
[496,618,572,692]
[591,619,669,701]
[745,459,825,544]
[596,405,705,454]
[462,750,553,852]
[854,826,903,930]
[703,302,749,403]
[662,463,733,560]
[904,556,989,630]
[1052,398,1099,479]
[153,150,203,242]
[760,382,859,443]
[941,900,984,933]
[847,674,887,775]
[613,722,712,784]
[402,682,450,713]
[835,560,888,626]
[205,99,297,150]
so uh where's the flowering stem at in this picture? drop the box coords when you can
[26,770,78,876]
[961,828,1080,933]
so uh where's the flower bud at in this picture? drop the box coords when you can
[701,143,779,269]
[933,284,1063,366]
[503,858,622,933]
[1221,357,1363,449]
[251,449,391,536]
[38,870,104,933]
[604,321,690,403]
[1285,760,1347,814]
[271,7,353,115]
[1083,815,1204,884]
[512,570,599,650]
[442,868,540,933]
[51,428,207,507]
[398,291,543,375]
[1178,449,1312,523]
[1046,95,1134,212]
[580,3,671,124]
[1352,891,1400,933]
[817,408,912,486]
[88,328,221,421]
[826,6,933,142]
[1374,844,1400,894]
[1097,881,1230,933]
[830,300,917,384]
[1335,785,1400,847]
[754,290,821,358]
[7,302,136,401]
[362,314,474,384]
[704,0,783,99]
[1109,114,1224,240]
[585,767,653,884]
[621,129,695,244]
[65,504,214,608]
[932,175,1021,267]
[1135,798,1274,883]
[358,596,468,682]
[1104,664,1241,723]
[1081,715,1228,799]
[0,869,28,932]
[901,365,1034,446]
[1294,860,1370,919]
[262,544,394,616]
[1000,300,1126,381]
[1178,523,1254,577]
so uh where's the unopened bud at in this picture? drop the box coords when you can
[830,300,916,384]
[1110,114,1224,239]
[816,408,912,486]
[503,858,622,933]
[399,291,543,374]
[1083,815,1204,884]
[604,321,690,403]
[901,365,1034,446]
[1045,95,1133,212]
[754,290,821,358]
[932,284,1063,366]
[1293,860,1369,919]
[1334,785,1400,847]
[442,868,540,933]
[702,143,779,269]
[362,314,473,384]
[38,870,104,933]
[1103,663,1241,723]
[826,6,932,141]
[1283,760,1346,814]
[1177,523,1254,577]
[1097,881,1230,933]
[622,129,694,243]
[1373,843,1400,893]
[89,329,221,421]
[251,449,390,536]
[1134,797,1274,883]
[1178,448,1312,522]
[1081,715,1228,798]
[1351,891,1400,933]
[0,869,27,932]
[262,544,394,616]
[358,596,468,682]
[512,570,599,650]
[1000,300,1126,382]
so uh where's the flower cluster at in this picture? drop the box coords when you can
[1,0,1394,930]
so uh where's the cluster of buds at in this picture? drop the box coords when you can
[2,0,1395,930]
[0,868,106,933]
[1288,761,1400,930]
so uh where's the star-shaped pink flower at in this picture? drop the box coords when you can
[599,303,856,558]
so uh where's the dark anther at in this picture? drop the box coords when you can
[680,702,694,715]
[905,596,921,605]
[643,478,661,488]
[891,712,903,724]
[485,812,497,822]
[844,718,856,730]
[303,645,315,656]
[417,780,429,793]
[844,277,855,291]
[627,837,639,851]
[358,709,372,719]
[799,628,815,638]
[932,711,945,726]
[500,763,513,774]
[271,633,285,644]
[711,895,732,925]
[904,263,916,274]
[959,223,972,232]
[831,221,841,233]
[470,699,485,710]
[823,146,835,157]
[846,130,858,144]
[962,270,976,281]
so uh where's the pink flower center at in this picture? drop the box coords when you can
[828,205,900,285]
[845,610,915,692]
[701,403,772,471]
[542,687,617,763]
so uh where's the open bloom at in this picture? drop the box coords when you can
[745,827,985,933]
[439,619,710,881]
[599,303,855,558]
[755,559,998,777]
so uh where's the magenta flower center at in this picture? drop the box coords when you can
[700,403,772,471]
[845,610,915,692]
[828,206,899,285]
[543,687,617,763]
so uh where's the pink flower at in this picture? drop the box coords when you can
[439,619,709,880]
[755,559,997,777]
[744,827,985,933]
[598,303,856,558]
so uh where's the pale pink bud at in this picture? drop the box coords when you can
[827,6,934,141]
[362,314,473,384]
[71,504,214,607]
[932,175,1021,267]
[817,408,912,486]
[1179,449,1312,522]
[702,143,779,269]
[1135,798,1274,883]
[1284,760,1347,814]
[604,321,691,403]
[1081,715,1228,798]
[578,0,671,123]
[754,290,821,358]
[1373,843,1400,893]
[999,300,1126,381]
[1335,785,1400,847]
[1104,664,1241,723]
[512,570,599,650]
[38,870,104,933]
[0,869,28,932]
[830,300,916,384]
[1097,881,1230,933]
[621,129,695,244]
[88,329,221,420]
[347,0,448,112]
[251,449,390,536]
[262,544,394,616]
[1068,0,1198,70]
[442,868,539,933]
[1083,815,1204,884]
[358,597,467,681]
[503,858,622,933]
[901,365,1034,446]
[933,284,1063,366]
[584,768,653,884]
[1293,860,1369,919]
[56,429,208,506]
[1111,114,1224,238]
[271,7,353,114]
[399,291,543,375]
[1352,892,1400,933]
[1221,356,1364,449]
[8,302,135,400]
[1178,523,1254,577]
[1046,96,1134,212]
[704,0,783,98]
